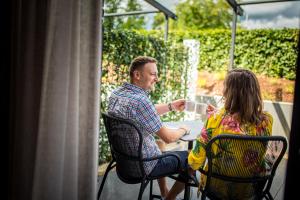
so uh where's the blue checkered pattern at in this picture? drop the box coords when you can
[108,82,162,175]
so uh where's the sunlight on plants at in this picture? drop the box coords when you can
[197,78,207,88]
[215,71,227,81]
[285,84,295,94]
[261,91,274,101]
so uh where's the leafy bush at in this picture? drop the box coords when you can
[138,28,299,80]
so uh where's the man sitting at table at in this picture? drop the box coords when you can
[108,56,190,200]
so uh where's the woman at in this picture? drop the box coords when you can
[188,68,273,199]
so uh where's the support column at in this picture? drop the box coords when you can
[164,14,169,41]
[229,10,237,71]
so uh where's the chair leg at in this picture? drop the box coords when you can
[183,184,190,200]
[266,192,274,200]
[149,180,153,200]
[201,192,206,200]
[97,160,116,200]
[138,180,150,200]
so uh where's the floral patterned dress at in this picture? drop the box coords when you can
[188,108,273,199]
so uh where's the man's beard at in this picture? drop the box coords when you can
[150,84,155,92]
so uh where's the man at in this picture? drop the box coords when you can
[108,56,190,200]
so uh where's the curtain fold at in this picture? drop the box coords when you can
[9,0,102,199]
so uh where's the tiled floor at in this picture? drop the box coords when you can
[97,156,287,200]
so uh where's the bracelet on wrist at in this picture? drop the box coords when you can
[168,102,173,111]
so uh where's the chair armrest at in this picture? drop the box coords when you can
[142,152,183,169]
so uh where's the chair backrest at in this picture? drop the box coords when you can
[102,112,146,183]
[201,134,287,200]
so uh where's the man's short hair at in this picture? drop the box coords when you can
[129,56,157,78]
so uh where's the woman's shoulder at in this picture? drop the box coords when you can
[207,107,226,120]
[261,111,273,123]
[255,111,273,135]
[205,108,226,127]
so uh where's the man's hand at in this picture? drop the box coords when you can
[179,125,191,135]
[171,99,186,112]
[157,125,190,143]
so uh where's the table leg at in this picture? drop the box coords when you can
[188,141,193,150]
[184,141,194,200]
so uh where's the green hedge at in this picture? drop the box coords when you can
[99,30,189,163]
[138,28,299,80]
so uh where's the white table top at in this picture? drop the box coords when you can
[163,120,204,141]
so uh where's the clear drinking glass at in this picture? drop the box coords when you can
[195,103,208,121]
[184,100,196,120]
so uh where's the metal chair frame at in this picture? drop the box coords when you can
[97,113,198,200]
[199,134,287,200]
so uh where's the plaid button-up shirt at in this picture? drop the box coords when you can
[108,82,162,175]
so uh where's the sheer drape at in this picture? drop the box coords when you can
[9,0,102,199]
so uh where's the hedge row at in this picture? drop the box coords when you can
[139,29,299,80]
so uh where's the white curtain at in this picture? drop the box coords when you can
[9,0,102,199]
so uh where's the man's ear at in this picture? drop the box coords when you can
[133,70,140,80]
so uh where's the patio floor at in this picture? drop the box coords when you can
[97,142,288,200]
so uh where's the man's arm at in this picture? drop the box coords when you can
[155,103,171,115]
[155,99,186,115]
[156,125,189,144]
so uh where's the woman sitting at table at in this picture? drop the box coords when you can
[188,68,273,199]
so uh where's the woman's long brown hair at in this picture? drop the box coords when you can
[223,69,263,124]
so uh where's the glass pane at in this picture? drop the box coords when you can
[237,0,300,29]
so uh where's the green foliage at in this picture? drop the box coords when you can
[103,0,123,30]
[138,28,299,80]
[234,29,299,80]
[99,29,189,163]
[152,0,232,30]
[152,13,165,30]
[103,0,145,30]
[119,0,145,30]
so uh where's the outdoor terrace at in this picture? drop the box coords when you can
[97,140,288,200]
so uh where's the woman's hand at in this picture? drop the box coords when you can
[206,104,218,118]
[207,104,216,114]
